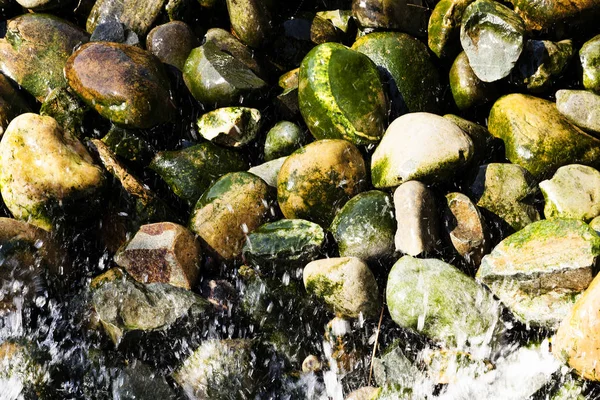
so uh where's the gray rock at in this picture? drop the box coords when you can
[90,20,125,42]
[580,34,600,94]
[372,344,423,388]
[248,157,287,187]
[556,89,600,134]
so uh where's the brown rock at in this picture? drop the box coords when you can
[147,21,198,71]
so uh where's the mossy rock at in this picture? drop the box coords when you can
[101,125,154,163]
[488,94,600,178]
[277,139,366,228]
[197,107,261,147]
[242,219,325,270]
[580,35,600,94]
[509,0,600,31]
[428,0,476,58]
[225,0,273,48]
[86,0,166,36]
[298,42,387,145]
[352,31,443,117]
[351,0,431,39]
[330,190,396,261]
[263,121,310,161]
[449,51,497,111]
[150,142,248,206]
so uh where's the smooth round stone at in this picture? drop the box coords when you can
[298,42,387,145]
[196,107,261,148]
[277,139,366,228]
[580,35,600,94]
[540,165,600,222]
[66,42,175,129]
[263,121,309,161]
[556,90,600,134]
[351,0,431,39]
[509,0,600,31]
[147,21,198,71]
[460,0,525,82]
[371,113,474,188]
[450,51,497,111]
[444,114,493,160]
[428,0,476,58]
[304,257,380,319]
[225,0,273,48]
[330,190,396,261]
[488,94,600,178]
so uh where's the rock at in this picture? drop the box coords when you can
[91,268,208,344]
[310,15,345,45]
[590,216,600,234]
[242,219,325,270]
[443,114,493,161]
[15,0,70,9]
[460,0,525,82]
[114,222,201,290]
[317,10,354,34]
[150,142,248,206]
[540,165,600,221]
[352,0,431,38]
[443,192,489,266]
[276,69,300,119]
[386,256,502,350]
[393,181,440,256]
[428,0,476,58]
[0,114,104,231]
[172,339,257,399]
[556,89,600,134]
[0,74,29,135]
[189,172,272,260]
[372,344,423,388]
[86,0,166,36]
[580,35,600,94]
[183,41,267,108]
[90,20,125,42]
[0,14,89,101]
[351,32,443,117]
[468,163,540,232]
[509,0,600,31]
[101,125,153,163]
[450,51,498,110]
[477,219,600,329]
[323,317,367,373]
[197,107,261,147]
[0,341,50,396]
[247,157,287,188]
[111,360,177,400]
[225,0,273,48]
[147,21,199,71]
[263,121,309,161]
[330,190,396,261]
[554,268,600,381]
[298,42,387,145]
[420,348,491,384]
[510,39,573,93]
[39,87,88,134]
[304,257,380,319]
[488,94,600,178]
[277,139,366,227]
[371,113,473,188]
[66,42,175,129]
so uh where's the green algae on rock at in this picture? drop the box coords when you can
[509,0,600,31]
[225,0,273,48]
[449,51,498,111]
[0,114,105,231]
[428,0,475,58]
[556,89,600,134]
[189,172,272,261]
[386,256,502,350]
[371,113,473,188]
[65,42,175,129]
[304,257,380,319]
[460,0,525,82]
[488,94,600,179]
[298,42,387,145]
[277,139,366,228]
[580,35,600,94]
[197,107,261,147]
[330,190,396,262]
[477,219,600,329]
[352,32,443,116]
[264,121,309,161]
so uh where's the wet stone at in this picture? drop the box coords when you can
[89,20,125,42]
[310,15,345,45]
[316,10,354,34]
[443,114,493,162]
[509,0,600,31]
[352,0,431,39]
[372,343,423,388]
[101,125,153,163]
[263,121,309,161]
[0,340,50,396]
[147,21,198,71]
[197,107,261,148]
[450,51,498,111]
[580,35,600,94]
[225,0,273,48]
[86,0,166,36]
[39,87,88,134]
[247,156,287,188]
[556,89,600,134]
[114,222,201,290]
[428,0,476,58]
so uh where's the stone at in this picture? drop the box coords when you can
[263,121,309,161]
[488,94,600,178]
[304,257,380,319]
[114,222,201,290]
[372,344,423,388]
[172,339,257,399]
[443,114,493,161]
[39,87,88,134]
[443,192,489,266]
[277,139,366,228]
[509,0,600,31]
[111,361,177,400]
[86,0,166,36]
[580,35,600,94]
[298,42,387,145]
[150,142,248,206]
[147,21,199,71]
[351,32,443,117]
[91,268,208,344]
[0,114,104,231]
[225,0,273,48]
[242,219,325,270]
[460,0,525,82]
[0,14,89,101]
[247,157,287,188]
[477,219,600,329]
[15,0,70,8]
[310,15,345,45]
[90,20,125,42]
[386,256,502,350]
[183,41,267,108]
[468,163,540,232]
[393,181,440,256]
[428,0,476,58]
[371,113,474,188]
[101,125,153,163]
[450,51,498,110]
[189,172,272,260]
[556,89,600,134]
[204,28,268,79]
[197,107,261,147]
[352,0,431,39]
[0,74,29,135]
[540,165,600,221]
[330,190,396,261]
[316,10,354,33]
[276,69,300,119]
[0,341,50,396]
[65,42,175,129]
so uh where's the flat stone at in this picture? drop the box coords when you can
[556,89,600,134]
[247,157,287,188]
[204,28,268,79]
